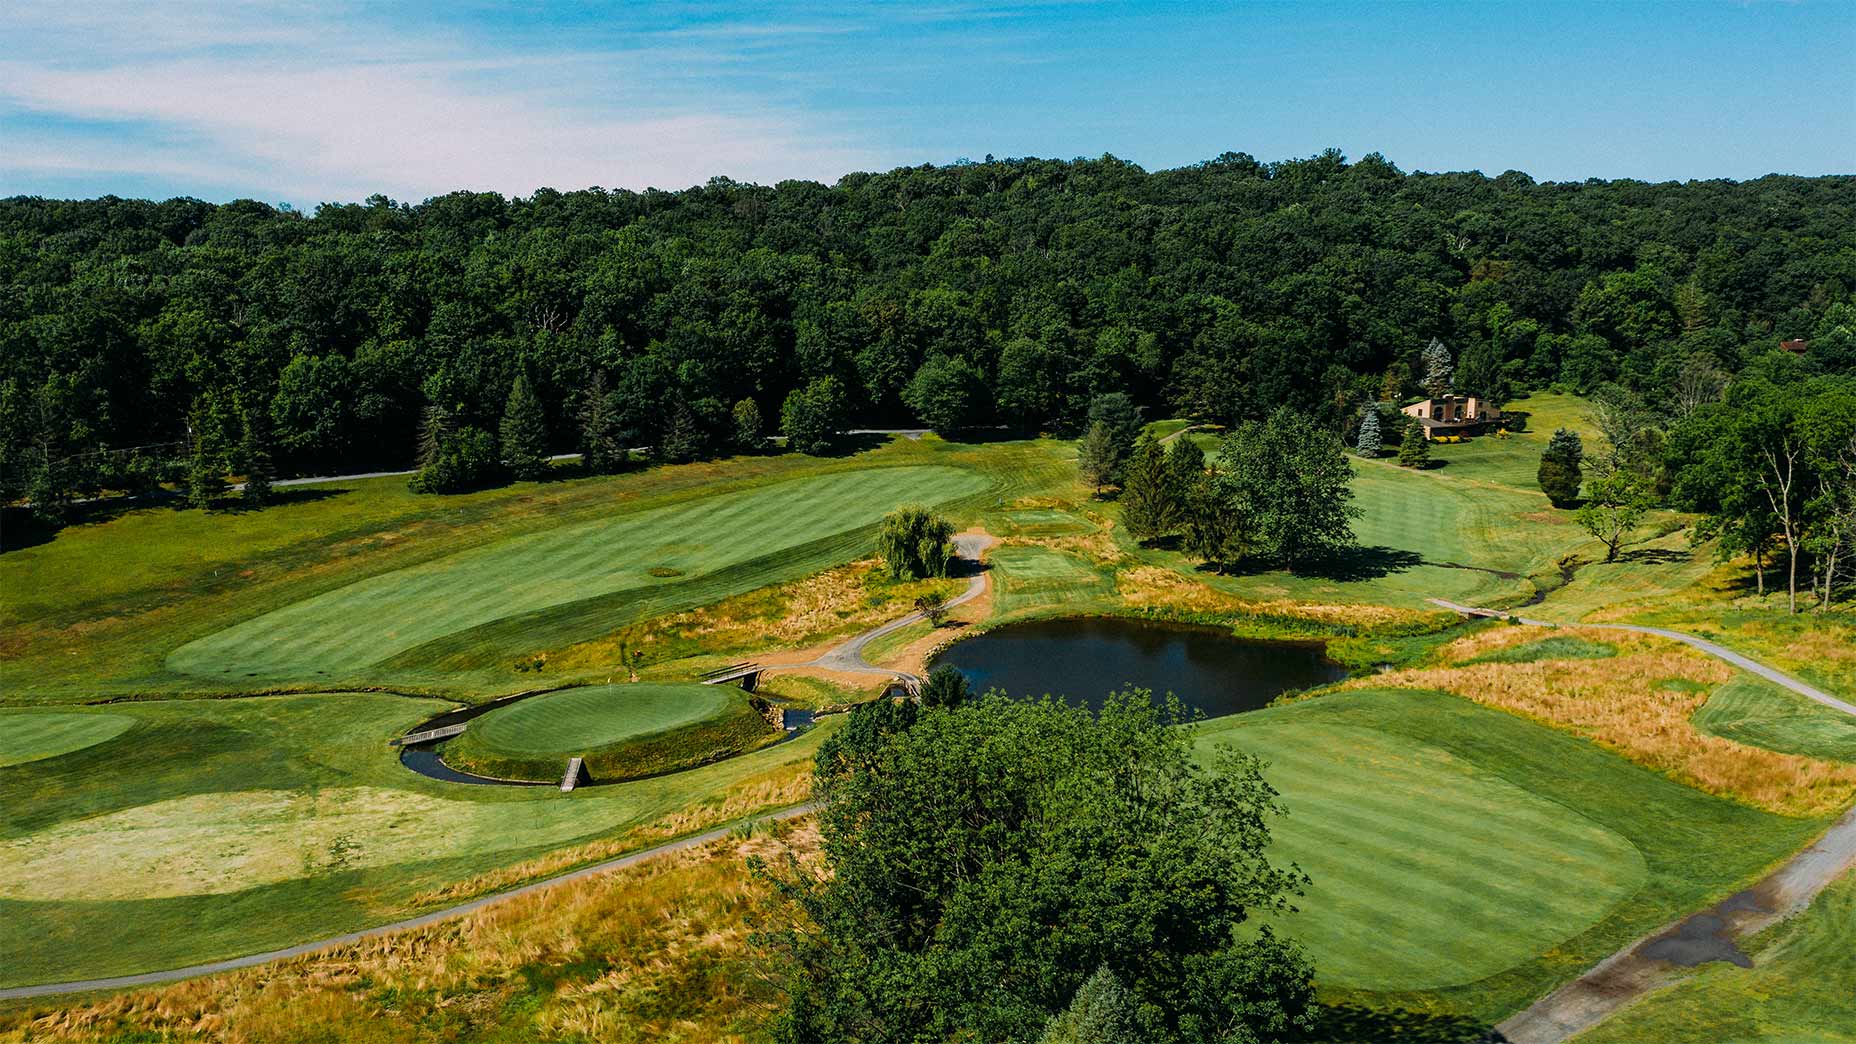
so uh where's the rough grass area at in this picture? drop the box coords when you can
[0,826,813,1044]
[1465,634,1617,664]
[441,683,778,783]
[0,711,134,768]
[167,466,988,685]
[0,693,832,988]
[1202,720,1646,991]
[1208,689,1826,1029]
[1359,625,1856,815]
[1570,869,1856,1044]
[1693,675,1856,763]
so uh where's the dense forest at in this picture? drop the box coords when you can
[4,150,1855,511]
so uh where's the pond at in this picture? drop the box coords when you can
[931,617,1347,719]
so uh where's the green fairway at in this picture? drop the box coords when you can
[0,711,135,768]
[1206,720,1646,991]
[443,683,776,782]
[1572,870,1856,1044]
[1193,689,1826,1025]
[0,692,827,987]
[168,465,988,683]
[1693,676,1856,763]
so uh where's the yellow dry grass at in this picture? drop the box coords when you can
[1116,565,1442,630]
[408,765,810,907]
[2,826,823,1044]
[1355,626,1856,816]
[548,559,963,672]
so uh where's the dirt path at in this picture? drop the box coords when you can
[768,530,996,685]
[0,803,817,1003]
[1428,598,1856,1043]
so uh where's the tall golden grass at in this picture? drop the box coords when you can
[408,765,810,907]
[1356,626,1856,817]
[0,826,821,1044]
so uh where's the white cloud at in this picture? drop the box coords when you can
[0,2,887,201]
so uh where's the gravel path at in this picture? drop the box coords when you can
[775,531,996,684]
[1428,598,1856,1043]
[0,803,817,1002]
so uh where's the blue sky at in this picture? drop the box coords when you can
[2,1,1851,205]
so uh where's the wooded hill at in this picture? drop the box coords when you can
[3,151,1854,498]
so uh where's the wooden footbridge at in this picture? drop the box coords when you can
[700,661,763,690]
[390,723,468,747]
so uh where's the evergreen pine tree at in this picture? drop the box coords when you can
[1398,420,1431,468]
[499,374,549,481]
[1164,435,1205,505]
[416,403,453,471]
[1421,338,1454,398]
[1356,407,1383,457]
[577,373,624,473]
[660,401,701,463]
[241,409,274,506]
[185,421,223,510]
[1039,967,1141,1044]
[1119,433,1174,543]
[1077,421,1120,495]
[1538,426,1585,506]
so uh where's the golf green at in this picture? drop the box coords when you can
[1198,714,1648,992]
[167,464,989,681]
[469,684,735,755]
[443,683,776,782]
[0,711,136,768]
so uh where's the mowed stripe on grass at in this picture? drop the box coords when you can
[0,712,136,768]
[168,465,988,681]
[1197,718,1647,992]
[469,685,733,756]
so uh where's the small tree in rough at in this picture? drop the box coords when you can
[917,664,971,708]
[499,373,549,480]
[877,505,956,580]
[1397,420,1431,468]
[416,403,453,471]
[1118,433,1175,543]
[1577,467,1653,562]
[1356,407,1382,458]
[1164,435,1205,502]
[1077,421,1120,494]
[1538,427,1585,506]
[914,593,949,628]
[732,397,764,452]
[1421,338,1454,398]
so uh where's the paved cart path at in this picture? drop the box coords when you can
[1428,598,1856,1044]
[0,803,817,1002]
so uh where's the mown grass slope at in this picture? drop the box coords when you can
[1201,688,1827,1027]
[0,711,135,768]
[167,466,987,684]
[0,694,828,988]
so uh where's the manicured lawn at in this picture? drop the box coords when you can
[0,711,135,768]
[990,545,1119,616]
[1196,689,1828,1027]
[1694,675,1856,763]
[168,466,988,685]
[443,683,778,782]
[1572,869,1856,1044]
[0,693,829,988]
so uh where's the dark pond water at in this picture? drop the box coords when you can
[931,617,1346,719]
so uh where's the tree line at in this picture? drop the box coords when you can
[5,151,1854,521]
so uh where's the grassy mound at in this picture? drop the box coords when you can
[442,684,778,783]
[167,464,989,683]
[1466,634,1618,665]
[0,711,135,768]
[1693,675,1856,763]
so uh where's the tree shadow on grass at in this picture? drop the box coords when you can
[1294,1002,1507,1043]
[1294,545,1427,582]
[1617,547,1690,565]
[217,487,349,514]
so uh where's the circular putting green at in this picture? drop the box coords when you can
[0,711,136,768]
[442,683,777,783]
